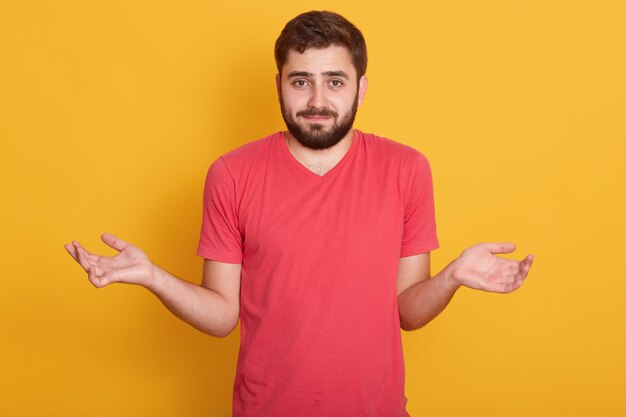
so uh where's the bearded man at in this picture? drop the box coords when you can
[66,10,533,417]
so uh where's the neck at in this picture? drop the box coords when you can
[285,130,355,176]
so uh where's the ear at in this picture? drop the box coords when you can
[357,75,368,106]
[275,73,281,97]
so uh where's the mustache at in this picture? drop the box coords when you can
[296,108,338,118]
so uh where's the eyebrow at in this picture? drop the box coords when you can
[287,70,350,79]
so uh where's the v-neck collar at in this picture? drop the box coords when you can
[279,130,361,181]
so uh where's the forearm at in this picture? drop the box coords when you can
[67,235,240,337]
[397,242,534,330]
[147,265,238,338]
[397,261,461,331]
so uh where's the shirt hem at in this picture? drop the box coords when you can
[196,247,243,264]
[400,239,440,257]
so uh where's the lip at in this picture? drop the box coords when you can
[303,115,333,121]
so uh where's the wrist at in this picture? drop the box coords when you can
[143,261,161,291]
[444,259,463,291]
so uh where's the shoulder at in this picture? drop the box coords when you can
[220,132,282,166]
[357,131,436,207]
[203,132,282,188]
[356,130,431,170]
[207,132,283,178]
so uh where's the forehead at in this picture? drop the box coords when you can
[282,45,356,76]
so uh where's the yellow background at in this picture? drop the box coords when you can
[1,1,625,416]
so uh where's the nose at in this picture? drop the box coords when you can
[307,84,328,109]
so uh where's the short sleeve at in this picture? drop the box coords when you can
[400,152,439,257]
[197,157,243,264]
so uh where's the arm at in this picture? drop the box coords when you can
[397,242,534,331]
[65,233,241,338]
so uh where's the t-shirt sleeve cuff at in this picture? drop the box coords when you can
[400,238,440,257]
[196,246,243,264]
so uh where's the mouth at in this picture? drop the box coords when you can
[302,115,333,122]
[296,109,338,121]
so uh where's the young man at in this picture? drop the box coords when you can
[66,11,533,417]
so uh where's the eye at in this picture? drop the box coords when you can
[293,79,309,88]
[329,79,344,88]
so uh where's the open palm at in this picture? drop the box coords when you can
[451,242,534,293]
[65,233,154,288]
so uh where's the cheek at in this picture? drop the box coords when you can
[282,93,308,111]
[336,94,357,111]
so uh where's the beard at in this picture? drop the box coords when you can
[280,94,359,150]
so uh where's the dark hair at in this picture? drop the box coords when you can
[274,11,368,80]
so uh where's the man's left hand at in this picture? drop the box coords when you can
[448,242,534,293]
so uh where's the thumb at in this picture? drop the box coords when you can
[483,242,516,254]
[101,233,128,252]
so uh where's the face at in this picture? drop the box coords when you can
[278,45,367,150]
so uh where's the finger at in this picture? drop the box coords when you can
[64,243,78,261]
[87,253,117,268]
[88,267,109,288]
[484,242,516,254]
[101,233,128,252]
[91,265,104,278]
[520,254,534,277]
[505,279,524,293]
[515,255,534,281]
[73,242,94,272]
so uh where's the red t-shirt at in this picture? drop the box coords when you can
[198,130,438,416]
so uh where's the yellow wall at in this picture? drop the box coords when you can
[1,1,624,416]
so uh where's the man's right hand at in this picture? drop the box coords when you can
[65,233,155,288]
[65,233,241,336]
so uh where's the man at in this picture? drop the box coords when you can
[66,11,533,417]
